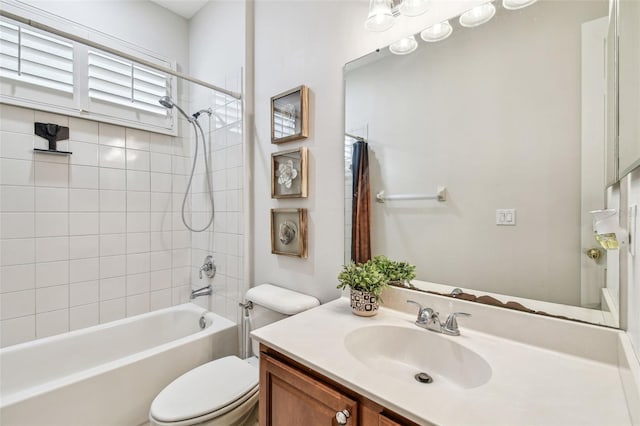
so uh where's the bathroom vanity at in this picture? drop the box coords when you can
[252,288,640,426]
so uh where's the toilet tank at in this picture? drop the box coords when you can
[245,284,319,356]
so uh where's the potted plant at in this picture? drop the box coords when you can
[372,255,416,287]
[337,260,387,316]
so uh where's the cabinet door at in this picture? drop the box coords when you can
[379,413,407,426]
[260,353,358,426]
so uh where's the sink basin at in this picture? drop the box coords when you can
[344,325,492,389]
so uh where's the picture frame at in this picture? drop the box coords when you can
[271,85,309,144]
[271,147,308,199]
[271,208,308,258]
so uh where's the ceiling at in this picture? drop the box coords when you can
[149,0,209,19]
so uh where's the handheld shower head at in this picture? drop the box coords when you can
[158,96,193,122]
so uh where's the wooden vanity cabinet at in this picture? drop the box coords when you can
[259,345,419,426]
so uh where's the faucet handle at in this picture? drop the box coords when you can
[406,300,433,324]
[443,312,471,335]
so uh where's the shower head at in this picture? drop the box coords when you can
[158,96,193,122]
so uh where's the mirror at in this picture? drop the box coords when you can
[344,0,620,327]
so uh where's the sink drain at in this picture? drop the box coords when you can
[414,372,433,384]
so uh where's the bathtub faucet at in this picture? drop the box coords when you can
[190,285,213,300]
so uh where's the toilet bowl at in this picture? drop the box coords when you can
[149,284,319,426]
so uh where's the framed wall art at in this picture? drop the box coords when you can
[271,208,308,258]
[271,85,309,144]
[271,147,308,198]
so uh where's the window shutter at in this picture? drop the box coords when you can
[0,21,74,94]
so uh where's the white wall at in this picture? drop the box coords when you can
[623,168,640,359]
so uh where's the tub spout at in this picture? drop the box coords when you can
[190,285,212,300]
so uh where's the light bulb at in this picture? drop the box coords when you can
[399,0,430,17]
[420,20,453,42]
[365,0,395,32]
[389,35,418,55]
[502,0,538,10]
[459,2,496,28]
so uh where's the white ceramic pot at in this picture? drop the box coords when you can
[350,289,379,317]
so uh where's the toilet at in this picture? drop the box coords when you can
[148,284,320,426]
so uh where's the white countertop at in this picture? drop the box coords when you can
[251,298,632,426]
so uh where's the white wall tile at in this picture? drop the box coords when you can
[150,250,172,272]
[149,289,171,310]
[127,212,150,233]
[150,270,172,291]
[0,131,34,161]
[70,257,99,283]
[70,280,99,306]
[36,285,68,313]
[70,235,99,259]
[0,104,34,134]
[0,289,35,319]
[99,123,125,147]
[126,149,150,171]
[69,212,99,236]
[99,145,126,169]
[150,152,172,173]
[100,255,125,279]
[69,165,99,189]
[1,213,35,239]
[100,276,126,300]
[35,162,68,187]
[127,272,150,295]
[0,186,34,212]
[150,134,173,154]
[125,128,150,151]
[69,141,99,167]
[69,303,99,331]
[99,168,126,190]
[150,212,172,232]
[151,192,171,212]
[126,232,150,254]
[0,315,35,347]
[126,252,150,275]
[100,298,125,323]
[1,239,35,266]
[127,170,150,192]
[126,293,149,317]
[69,117,99,144]
[36,309,68,338]
[35,261,69,288]
[35,187,68,212]
[99,190,126,212]
[35,237,69,262]
[1,159,34,186]
[34,111,68,128]
[100,212,126,234]
[35,213,68,237]
[70,189,99,211]
[1,264,35,293]
[150,231,172,251]
[151,172,172,193]
[100,234,126,256]
[127,192,150,212]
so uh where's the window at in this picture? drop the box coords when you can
[0,16,176,135]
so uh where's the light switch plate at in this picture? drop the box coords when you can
[629,204,637,257]
[496,209,516,226]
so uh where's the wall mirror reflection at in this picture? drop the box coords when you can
[344,0,622,327]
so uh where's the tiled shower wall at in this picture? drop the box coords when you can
[0,104,195,347]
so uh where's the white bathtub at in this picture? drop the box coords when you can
[0,303,238,426]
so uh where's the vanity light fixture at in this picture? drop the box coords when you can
[399,0,430,17]
[420,20,453,42]
[502,0,538,10]
[459,2,496,28]
[389,35,419,55]
[365,0,395,32]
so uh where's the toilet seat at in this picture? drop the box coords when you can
[149,356,259,425]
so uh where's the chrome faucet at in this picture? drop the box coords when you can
[406,300,471,336]
[190,285,212,300]
[199,255,216,279]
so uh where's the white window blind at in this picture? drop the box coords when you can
[88,50,167,116]
[0,21,74,94]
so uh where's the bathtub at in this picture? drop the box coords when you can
[0,303,238,426]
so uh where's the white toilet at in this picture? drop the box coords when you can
[148,284,320,426]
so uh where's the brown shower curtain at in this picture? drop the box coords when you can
[351,140,371,264]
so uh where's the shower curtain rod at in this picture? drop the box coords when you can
[0,10,242,100]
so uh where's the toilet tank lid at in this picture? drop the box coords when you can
[246,284,320,315]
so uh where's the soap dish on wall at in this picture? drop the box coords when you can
[34,122,72,155]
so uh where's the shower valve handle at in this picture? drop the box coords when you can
[199,255,216,279]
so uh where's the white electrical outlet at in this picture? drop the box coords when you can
[629,205,637,257]
[496,209,516,226]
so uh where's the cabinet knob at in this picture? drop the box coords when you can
[335,409,350,425]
